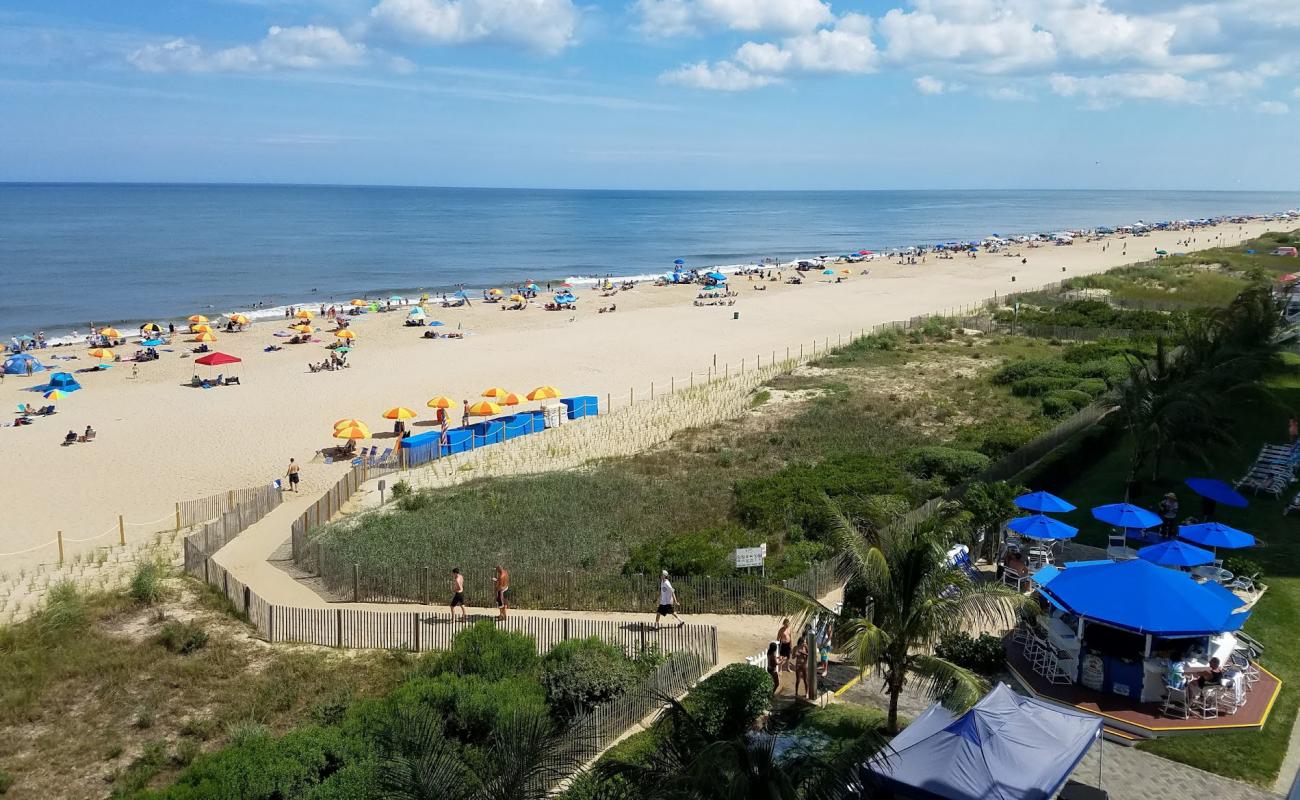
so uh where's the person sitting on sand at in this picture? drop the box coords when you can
[63,430,77,445]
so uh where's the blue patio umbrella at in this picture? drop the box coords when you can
[1038,558,1250,636]
[1184,477,1249,509]
[1014,491,1076,514]
[1091,502,1161,530]
[1178,522,1256,550]
[1138,539,1215,567]
[1007,514,1078,540]
[705,271,726,282]
[673,259,685,265]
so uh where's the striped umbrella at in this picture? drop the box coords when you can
[382,407,417,420]
[481,387,510,399]
[99,327,121,338]
[333,422,371,440]
[426,396,455,409]
[466,400,502,416]
[334,418,366,430]
[526,386,560,401]
[88,348,115,360]
[188,314,209,324]
[193,332,218,343]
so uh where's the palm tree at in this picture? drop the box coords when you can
[596,697,887,800]
[781,502,1034,734]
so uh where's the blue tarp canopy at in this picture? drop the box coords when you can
[1014,491,1076,513]
[863,683,1100,800]
[1184,478,1249,508]
[1091,502,1161,529]
[1179,522,1255,550]
[1138,539,1214,567]
[1038,558,1250,636]
[3,353,45,374]
[1007,514,1077,540]
[42,372,82,392]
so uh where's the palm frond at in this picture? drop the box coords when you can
[944,581,1038,636]
[908,653,988,715]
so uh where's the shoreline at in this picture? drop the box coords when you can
[0,215,1288,577]
[7,207,1296,346]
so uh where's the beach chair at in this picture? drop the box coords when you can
[350,446,370,466]
[16,403,32,415]
[226,376,240,385]
[373,447,393,466]
[77,430,96,443]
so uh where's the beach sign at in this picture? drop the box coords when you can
[733,546,765,569]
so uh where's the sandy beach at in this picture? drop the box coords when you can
[0,220,1278,572]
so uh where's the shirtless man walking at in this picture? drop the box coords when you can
[449,568,468,622]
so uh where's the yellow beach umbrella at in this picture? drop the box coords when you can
[500,393,523,406]
[43,388,69,401]
[141,322,161,333]
[290,323,312,333]
[191,323,212,333]
[99,327,121,339]
[426,395,455,409]
[188,314,209,324]
[335,329,356,340]
[229,313,251,325]
[295,309,314,320]
[488,288,504,296]
[526,386,560,401]
[194,332,218,343]
[508,294,525,302]
[466,400,502,417]
[349,299,367,307]
[382,407,417,420]
[333,422,371,440]
[88,347,115,360]
[481,387,509,399]
[334,418,366,430]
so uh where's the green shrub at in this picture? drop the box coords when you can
[1078,357,1131,386]
[40,582,87,638]
[155,621,209,655]
[389,480,412,499]
[902,447,991,484]
[765,539,832,581]
[681,664,772,739]
[934,632,1006,675]
[541,637,637,717]
[1072,378,1109,397]
[431,620,540,681]
[1062,341,1149,364]
[991,358,1081,385]
[954,418,1040,460]
[129,562,166,606]
[1224,556,1264,581]
[623,525,754,577]
[0,770,13,795]
[391,673,546,743]
[1010,376,1078,397]
[1041,390,1089,417]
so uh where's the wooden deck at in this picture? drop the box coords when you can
[1005,642,1281,736]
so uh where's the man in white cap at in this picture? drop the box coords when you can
[654,570,685,630]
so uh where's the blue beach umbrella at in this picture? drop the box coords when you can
[428,321,444,327]
[674,259,685,265]
[1013,491,1076,514]
[705,271,727,282]
[1091,502,1161,530]
[1138,539,1215,567]
[1184,477,1249,509]
[1178,522,1256,550]
[1007,514,1078,540]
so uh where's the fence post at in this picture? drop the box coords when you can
[267,605,274,642]
[650,381,654,399]
[414,612,421,652]
[118,514,125,547]
[174,502,181,532]
[353,563,360,603]
[227,489,235,511]
[337,608,344,648]
[57,530,64,565]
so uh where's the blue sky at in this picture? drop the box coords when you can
[1,0,1297,189]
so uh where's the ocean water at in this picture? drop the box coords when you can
[2,184,1298,339]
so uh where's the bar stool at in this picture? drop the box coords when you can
[1193,686,1221,719]
[1230,649,1261,687]
[1162,683,1189,719]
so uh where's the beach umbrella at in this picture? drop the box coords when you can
[229,313,250,325]
[526,283,540,291]
[334,346,351,354]
[291,324,312,333]
[140,322,161,333]
[188,315,209,324]
[840,268,851,275]
[1091,502,1161,530]
[1178,522,1256,550]
[191,324,212,333]
[428,321,444,327]
[408,306,426,318]
[1279,273,1299,283]
[335,329,356,340]
[1184,477,1249,509]
[349,299,367,307]
[87,348,115,361]
[1014,491,1077,514]
[1138,540,1215,568]
[481,387,509,399]
[509,294,525,302]
[382,406,417,420]
[674,259,685,265]
[526,386,560,401]
[705,271,727,282]
[295,309,314,320]
[389,295,404,302]
[1006,514,1078,540]
[99,327,121,339]
[426,396,455,409]
[561,282,574,288]
[500,393,523,406]
[194,332,218,343]
[333,422,370,440]
[467,400,502,416]
[333,418,365,432]
[43,388,69,401]
[1156,249,1168,256]
[194,352,241,367]
[488,288,503,296]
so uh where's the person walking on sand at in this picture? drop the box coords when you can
[462,399,471,428]
[450,568,468,622]
[793,637,810,699]
[286,458,300,492]
[493,565,510,620]
[777,618,792,669]
[654,570,685,629]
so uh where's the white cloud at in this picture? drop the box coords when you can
[915,75,945,94]
[660,60,779,90]
[986,85,1030,101]
[634,0,833,36]
[736,13,878,74]
[128,25,365,72]
[1256,100,1289,114]
[877,6,1057,74]
[1049,71,1206,106]
[367,0,578,54]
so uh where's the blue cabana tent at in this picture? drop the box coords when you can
[3,353,45,375]
[1178,522,1255,550]
[1137,539,1214,567]
[1014,491,1076,513]
[1007,514,1077,540]
[1091,502,1161,530]
[1184,478,1249,508]
[1038,558,1249,636]
[43,372,82,392]
[863,683,1101,800]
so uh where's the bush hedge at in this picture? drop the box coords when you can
[1010,376,1079,397]
[991,358,1082,385]
[902,447,991,484]
[541,637,638,717]
[934,631,1006,675]
[681,664,773,739]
